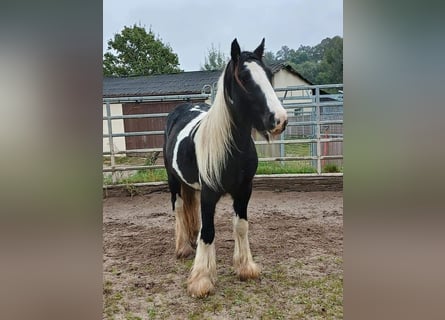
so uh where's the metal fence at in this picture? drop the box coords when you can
[103,84,343,185]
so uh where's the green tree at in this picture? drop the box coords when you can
[263,51,278,66]
[280,36,343,84]
[200,43,228,71]
[103,24,181,76]
[293,61,319,83]
[292,45,312,64]
[276,45,295,62]
[315,36,343,84]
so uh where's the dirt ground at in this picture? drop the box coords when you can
[103,190,343,319]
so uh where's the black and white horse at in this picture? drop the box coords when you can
[163,38,288,297]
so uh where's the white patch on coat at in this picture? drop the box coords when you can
[232,215,259,280]
[187,237,217,297]
[190,105,205,112]
[172,112,207,189]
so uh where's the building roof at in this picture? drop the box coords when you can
[103,63,311,98]
[267,62,314,85]
[103,70,221,98]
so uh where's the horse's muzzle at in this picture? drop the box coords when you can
[269,118,288,135]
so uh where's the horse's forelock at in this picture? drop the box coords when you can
[233,61,248,93]
[225,59,248,96]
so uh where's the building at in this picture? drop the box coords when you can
[103,64,313,154]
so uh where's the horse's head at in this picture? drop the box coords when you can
[224,38,288,139]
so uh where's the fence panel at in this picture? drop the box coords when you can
[103,84,343,185]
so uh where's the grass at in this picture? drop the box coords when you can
[257,161,317,174]
[125,313,142,320]
[104,162,316,186]
[103,156,146,166]
[103,281,124,319]
[103,155,167,185]
[322,163,342,173]
[103,256,343,319]
[294,274,343,319]
[119,168,167,184]
[103,139,343,185]
[284,142,311,156]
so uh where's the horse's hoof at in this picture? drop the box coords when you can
[175,244,195,259]
[187,275,215,298]
[237,262,261,281]
[187,267,216,298]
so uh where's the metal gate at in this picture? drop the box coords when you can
[103,84,343,185]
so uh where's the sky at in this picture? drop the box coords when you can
[103,0,343,71]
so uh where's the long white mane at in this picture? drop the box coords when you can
[194,70,234,190]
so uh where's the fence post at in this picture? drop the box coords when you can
[279,88,288,166]
[280,131,285,166]
[105,102,117,183]
[315,87,321,174]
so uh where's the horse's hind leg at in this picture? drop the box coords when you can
[175,183,200,259]
[232,182,260,281]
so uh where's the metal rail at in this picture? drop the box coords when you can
[103,84,343,184]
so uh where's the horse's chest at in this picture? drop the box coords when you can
[222,152,258,189]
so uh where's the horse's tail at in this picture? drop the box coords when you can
[180,183,201,245]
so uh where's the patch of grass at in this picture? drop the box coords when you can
[187,311,203,320]
[103,280,113,295]
[261,306,286,320]
[221,286,250,305]
[268,264,288,282]
[126,168,168,183]
[294,274,343,319]
[103,155,167,186]
[105,161,318,185]
[285,142,311,156]
[257,161,317,174]
[103,154,158,166]
[125,313,142,320]
[147,308,157,319]
[103,168,168,185]
[104,290,124,318]
[102,140,339,185]
[322,163,342,173]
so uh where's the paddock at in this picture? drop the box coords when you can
[103,188,343,319]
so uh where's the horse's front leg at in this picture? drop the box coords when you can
[232,181,260,281]
[187,187,221,298]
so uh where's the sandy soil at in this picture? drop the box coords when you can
[103,190,343,319]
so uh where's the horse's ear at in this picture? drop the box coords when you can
[231,38,241,63]
[254,38,265,59]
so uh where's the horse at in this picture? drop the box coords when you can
[163,38,288,297]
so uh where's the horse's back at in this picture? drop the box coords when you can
[165,103,210,137]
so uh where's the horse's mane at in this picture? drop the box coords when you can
[194,66,234,190]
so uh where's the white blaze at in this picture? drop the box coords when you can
[244,61,288,124]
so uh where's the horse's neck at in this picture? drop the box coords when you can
[229,102,254,151]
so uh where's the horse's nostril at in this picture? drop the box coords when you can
[277,119,281,125]
[282,119,288,130]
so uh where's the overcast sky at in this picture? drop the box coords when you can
[103,0,343,71]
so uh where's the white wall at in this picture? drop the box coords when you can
[273,69,313,102]
[103,103,126,154]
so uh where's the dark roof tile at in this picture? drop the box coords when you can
[103,64,312,98]
[103,70,222,98]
